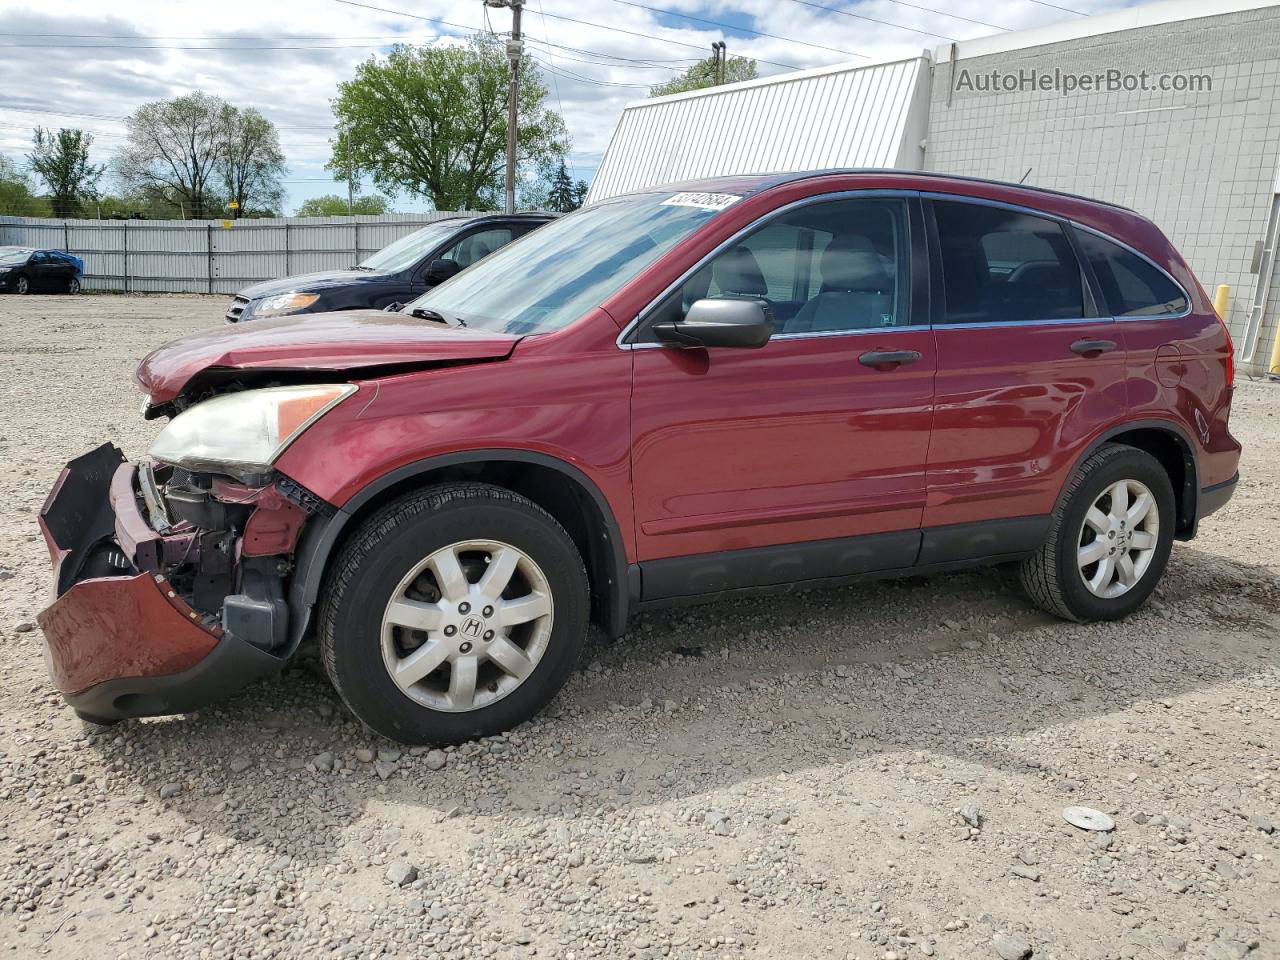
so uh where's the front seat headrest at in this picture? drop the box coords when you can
[711,245,768,297]
[821,235,891,292]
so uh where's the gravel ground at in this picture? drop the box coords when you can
[0,294,1277,960]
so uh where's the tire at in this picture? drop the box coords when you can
[14,275,29,295]
[1020,443,1175,622]
[67,276,81,294]
[319,482,589,744]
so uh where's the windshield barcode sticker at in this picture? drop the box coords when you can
[661,192,741,211]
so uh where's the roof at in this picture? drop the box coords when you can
[586,55,932,204]
[610,169,1137,214]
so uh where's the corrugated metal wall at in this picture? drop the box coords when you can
[587,56,932,203]
[0,212,485,294]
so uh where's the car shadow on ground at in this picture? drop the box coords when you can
[84,542,1279,867]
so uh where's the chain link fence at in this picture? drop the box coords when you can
[0,212,486,295]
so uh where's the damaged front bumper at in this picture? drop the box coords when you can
[36,443,320,722]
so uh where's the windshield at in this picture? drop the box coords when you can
[0,248,31,265]
[358,220,464,273]
[404,192,734,335]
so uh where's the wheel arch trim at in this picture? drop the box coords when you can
[286,449,631,647]
[1066,418,1200,537]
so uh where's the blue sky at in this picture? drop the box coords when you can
[0,0,1140,215]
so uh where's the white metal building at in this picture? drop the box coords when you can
[588,0,1280,374]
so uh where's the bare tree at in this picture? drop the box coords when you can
[27,128,105,218]
[115,92,233,219]
[222,108,286,217]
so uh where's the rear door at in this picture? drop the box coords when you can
[628,193,937,600]
[28,252,56,291]
[922,197,1128,562]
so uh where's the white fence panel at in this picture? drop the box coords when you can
[0,211,488,294]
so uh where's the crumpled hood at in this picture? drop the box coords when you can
[137,309,521,405]
[238,270,394,299]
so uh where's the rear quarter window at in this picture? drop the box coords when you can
[1076,230,1189,317]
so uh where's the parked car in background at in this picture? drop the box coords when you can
[0,247,83,294]
[38,171,1238,745]
[224,213,553,323]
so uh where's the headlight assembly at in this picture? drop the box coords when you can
[148,384,355,477]
[255,292,320,317]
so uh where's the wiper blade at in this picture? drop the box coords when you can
[351,264,374,271]
[408,307,447,323]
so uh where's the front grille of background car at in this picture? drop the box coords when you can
[225,296,250,323]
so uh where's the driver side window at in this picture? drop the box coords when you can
[439,228,514,270]
[641,197,910,340]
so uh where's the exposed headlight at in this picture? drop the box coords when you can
[256,292,320,317]
[149,384,355,476]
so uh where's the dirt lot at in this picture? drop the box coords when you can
[0,294,1276,960]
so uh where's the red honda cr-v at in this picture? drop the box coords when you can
[37,171,1240,744]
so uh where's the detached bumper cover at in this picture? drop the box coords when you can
[36,443,288,721]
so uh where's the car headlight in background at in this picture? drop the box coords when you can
[255,292,320,317]
[149,384,355,476]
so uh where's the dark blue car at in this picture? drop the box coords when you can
[0,247,83,294]
[225,213,552,323]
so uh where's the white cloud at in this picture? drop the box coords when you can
[0,0,1138,213]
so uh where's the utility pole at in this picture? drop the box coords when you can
[487,0,523,214]
[712,40,726,85]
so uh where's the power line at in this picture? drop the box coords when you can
[0,42,406,50]
[789,0,1009,34]
[0,103,335,133]
[522,38,684,71]
[529,57,655,88]
[607,0,867,58]
[784,0,958,41]
[1020,0,1087,14]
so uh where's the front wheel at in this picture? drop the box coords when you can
[14,275,29,295]
[319,483,589,744]
[1020,443,1175,622]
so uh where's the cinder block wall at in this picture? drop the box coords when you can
[926,6,1280,373]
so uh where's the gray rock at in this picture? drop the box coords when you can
[228,757,253,774]
[354,748,375,763]
[1017,849,1039,866]
[1247,815,1274,835]
[159,782,182,799]
[313,751,335,772]
[959,805,982,828]
[386,861,418,886]
[13,621,35,633]
[992,933,1032,960]
[769,812,791,825]
[377,747,402,762]
[425,750,447,771]
[1010,865,1040,882]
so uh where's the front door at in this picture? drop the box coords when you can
[922,197,1129,562]
[628,195,936,601]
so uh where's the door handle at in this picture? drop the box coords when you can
[1070,338,1118,356]
[859,349,922,369]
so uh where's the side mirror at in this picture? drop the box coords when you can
[653,298,774,349]
[426,258,461,283]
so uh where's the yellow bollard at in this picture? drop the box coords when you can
[1213,283,1229,319]
[1270,311,1280,376]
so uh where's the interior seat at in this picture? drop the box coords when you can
[788,235,894,334]
[710,246,769,302]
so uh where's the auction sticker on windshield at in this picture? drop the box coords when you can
[661,192,741,211]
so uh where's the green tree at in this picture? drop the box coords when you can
[0,154,43,216]
[115,92,233,219]
[544,159,588,213]
[221,107,286,217]
[295,193,391,217]
[27,128,105,218]
[650,55,758,97]
[329,37,568,210]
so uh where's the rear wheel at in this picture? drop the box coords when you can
[320,482,589,744]
[67,276,81,294]
[1020,443,1175,622]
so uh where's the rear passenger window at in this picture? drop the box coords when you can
[932,201,1086,324]
[1075,230,1189,317]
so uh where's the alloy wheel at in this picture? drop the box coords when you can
[380,539,554,712]
[15,276,28,294]
[1077,478,1160,599]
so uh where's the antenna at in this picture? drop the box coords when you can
[1018,167,1033,185]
